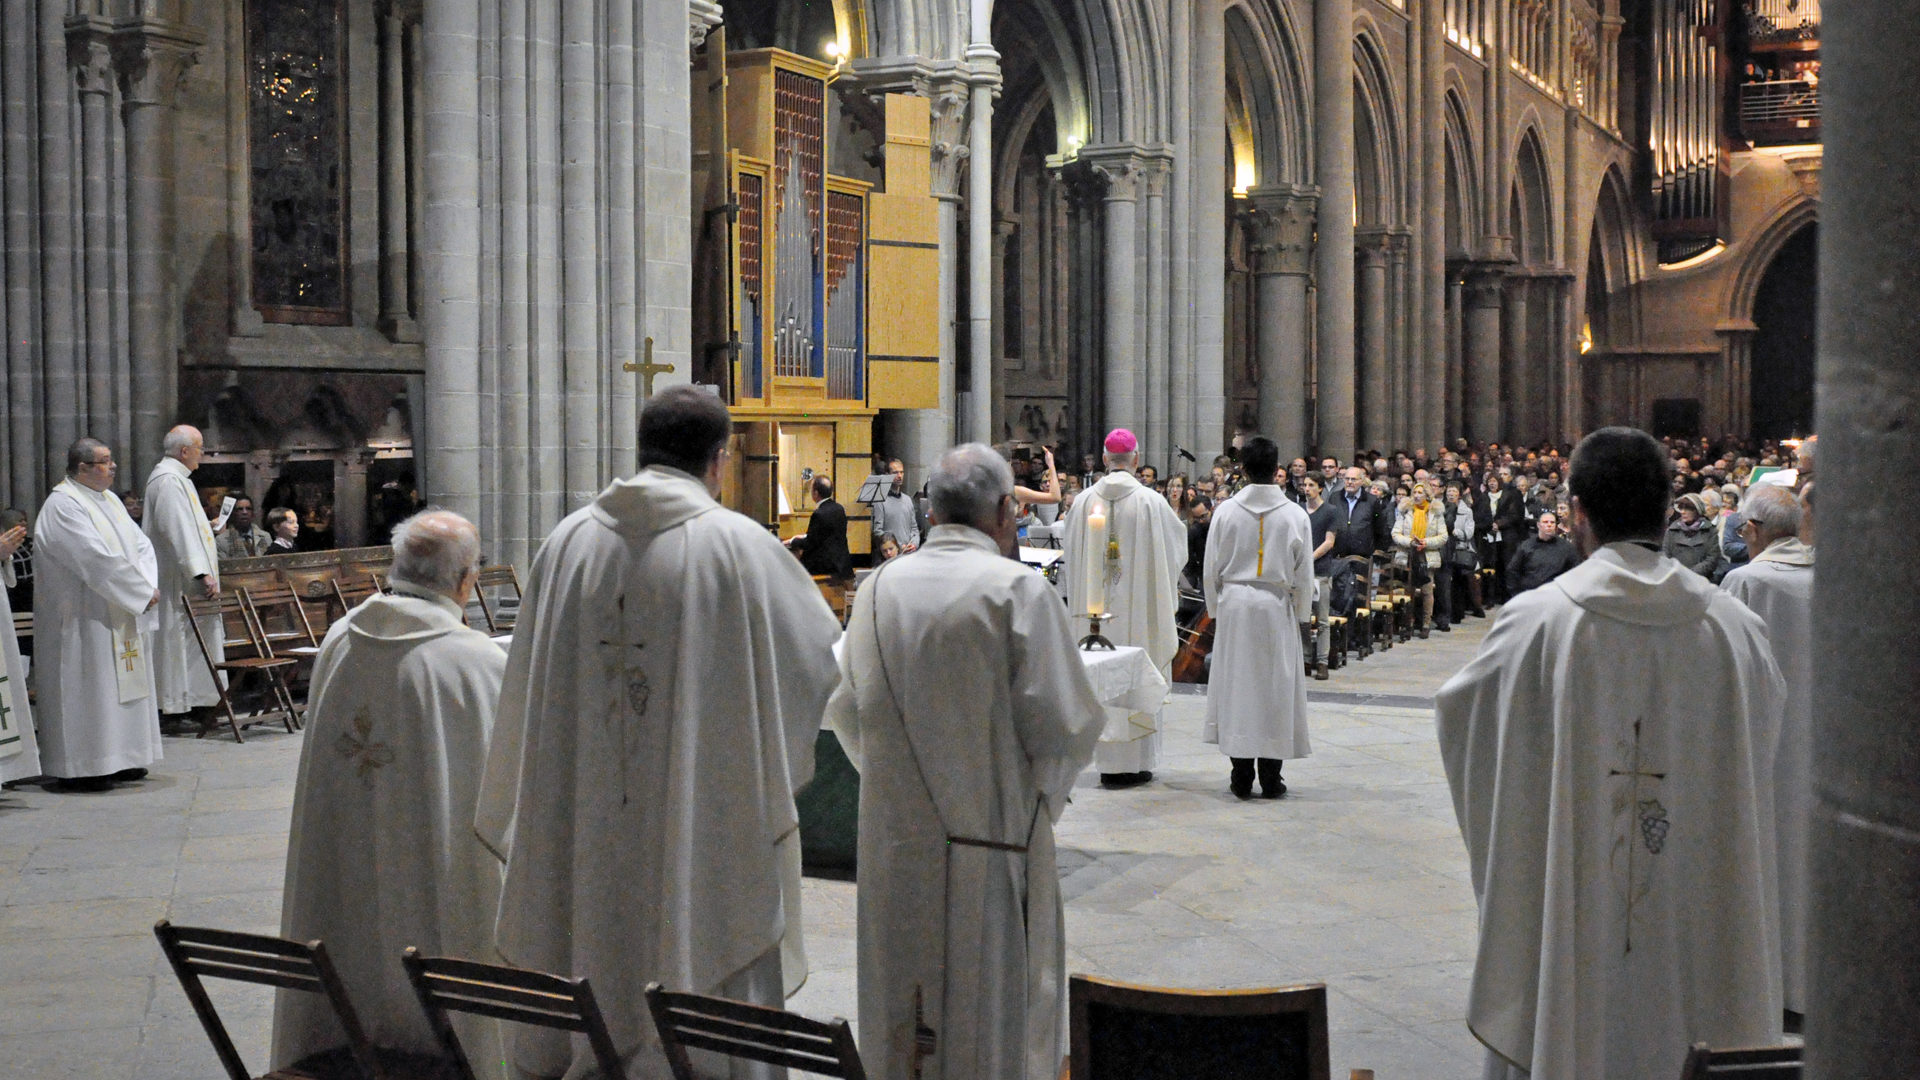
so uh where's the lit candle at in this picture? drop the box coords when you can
[1086,502,1107,616]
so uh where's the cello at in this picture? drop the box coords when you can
[1171,590,1214,683]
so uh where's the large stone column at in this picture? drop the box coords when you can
[1062,164,1107,457]
[1089,154,1143,436]
[1313,0,1356,457]
[1420,0,1448,449]
[1247,188,1316,456]
[420,0,483,518]
[1463,266,1505,442]
[1144,159,1172,468]
[112,17,201,475]
[1389,229,1413,449]
[1446,268,1465,437]
[892,81,967,482]
[1356,230,1392,451]
[964,47,998,445]
[378,1,420,341]
[66,18,117,453]
[1502,274,1532,441]
[1189,0,1228,460]
[1810,10,1920,1075]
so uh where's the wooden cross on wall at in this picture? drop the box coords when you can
[624,336,677,397]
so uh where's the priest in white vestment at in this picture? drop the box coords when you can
[0,521,42,783]
[476,387,841,1080]
[143,426,224,720]
[1059,429,1185,784]
[1721,483,1815,1017]
[1201,437,1314,799]
[1437,427,1786,1080]
[826,444,1105,1080]
[274,511,507,1077]
[33,439,162,790]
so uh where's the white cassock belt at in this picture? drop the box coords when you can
[56,479,150,704]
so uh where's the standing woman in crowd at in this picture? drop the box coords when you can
[1663,493,1728,579]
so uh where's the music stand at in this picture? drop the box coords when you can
[856,474,896,505]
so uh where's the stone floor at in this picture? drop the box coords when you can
[0,616,1495,1080]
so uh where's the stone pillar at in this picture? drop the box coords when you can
[1420,0,1449,450]
[1357,230,1392,451]
[1089,154,1142,436]
[1190,0,1228,460]
[1811,4,1920,1074]
[1447,268,1465,437]
[1716,321,1756,438]
[66,18,116,454]
[1062,164,1107,458]
[378,1,420,341]
[1463,266,1505,442]
[113,18,201,475]
[420,0,483,518]
[896,81,968,483]
[1314,0,1356,457]
[1247,188,1316,456]
[1502,274,1532,441]
[336,450,374,548]
[964,49,998,445]
[1144,159,1171,469]
[1389,229,1413,449]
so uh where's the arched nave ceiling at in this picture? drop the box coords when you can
[993,0,1093,163]
[1223,0,1312,187]
[1352,29,1406,226]
[1511,124,1555,267]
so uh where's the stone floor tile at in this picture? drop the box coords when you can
[0,1024,142,1080]
[0,973,155,1036]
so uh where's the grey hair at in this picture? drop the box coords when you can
[162,426,201,458]
[928,443,1013,529]
[66,438,107,476]
[1103,450,1138,471]
[1742,482,1802,540]
[389,509,482,598]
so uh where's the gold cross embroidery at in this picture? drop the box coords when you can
[120,638,140,672]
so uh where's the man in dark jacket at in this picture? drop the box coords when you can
[1328,465,1391,615]
[790,475,853,582]
[1506,510,1580,594]
[1481,473,1526,602]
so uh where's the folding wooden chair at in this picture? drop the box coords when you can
[646,983,866,1080]
[1677,1043,1802,1080]
[332,577,379,625]
[153,919,389,1080]
[184,591,300,742]
[246,582,324,659]
[401,948,624,1080]
[1068,974,1331,1080]
[1339,556,1379,658]
[472,565,522,634]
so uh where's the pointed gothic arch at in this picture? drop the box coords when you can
[1442,87,1480,256]
[1224,0,1312,186]
[1352,30,1406,227]
[1511,126,1555,268]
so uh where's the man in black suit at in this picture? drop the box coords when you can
[790,475,853,582]
[1328,465,1391,616]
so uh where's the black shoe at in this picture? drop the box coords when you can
[1257,759,1287,798]
[1100,771,1153,788]
[1229,760,1255,799]
[1470,608,1487,618]
[1435,622,1451,632]
[52,776,115,793]
[1313,662,1330,681]
[110,768,148,782]
[1417,627,1430,639]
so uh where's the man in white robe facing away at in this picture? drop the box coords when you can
[0,520,42,783]
[826,443,1105,1080]
[1721,482,1815,1020]
[476,386,842,1080]
[1202,436,1314,799]
[33,438,162,792]
[1059,428,1185,785]
[274,510,507,1078]
[1437,427,1786,1080]
[143,425,224,724]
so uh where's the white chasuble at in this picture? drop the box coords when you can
[1722,537,1815,1014]
[825,525,1105,1080]
[1201,485,1316,759]
[476,467,840,1080]
[0,560,42,780]
[144,458,225,713]
[33,480,161,778]
[1437,543,1785,1080]
[1059,471,1185,772]
[274,587,507,1076]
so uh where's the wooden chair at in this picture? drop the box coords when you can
[242,583,326,713]
[153,919,389,1080]
[401,948,624,1080]
[1339,556,1378,659]
[472,565,522,634]
[332,578,379,624]
[1677,1043,1802,1080]
[812,575,849,624]
[184,592,300,742]
[1068,974,1330,1080]
[646,983,866,1080]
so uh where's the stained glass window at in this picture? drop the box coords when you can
[248,0,350,323]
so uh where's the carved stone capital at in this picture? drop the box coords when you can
[689,0,724,50]
[925,82,973,199]
[1057,160,1109,217]
[1080,146,1152,203]
[1243,187,1318,276]
[1464,264,1508,308]
[1140,155,1173,199]
[110,19,204,109]
[1355,227,1395,265]
[65,17,116,98]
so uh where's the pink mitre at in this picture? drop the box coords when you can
[1104,428,1138,454]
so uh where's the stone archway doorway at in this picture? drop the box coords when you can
[1750,222,1818,441]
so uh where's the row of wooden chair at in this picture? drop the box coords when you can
[152,920,864,1080]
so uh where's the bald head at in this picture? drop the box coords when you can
[389,509,482,601]
[163,425,206,472]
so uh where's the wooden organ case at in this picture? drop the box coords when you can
[692,39,940,553]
